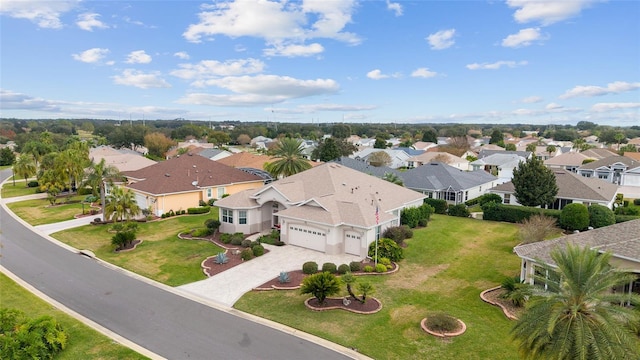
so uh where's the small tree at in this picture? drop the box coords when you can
[300,272,341,305]
[505,143,516,151]
[368,151,391,167]
[519,214,559,244]
[512,156,558,207]
[559,203,589,231]
[588,204,615,229]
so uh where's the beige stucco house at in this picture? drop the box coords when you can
[215,163,426,257]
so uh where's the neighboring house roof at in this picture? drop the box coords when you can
[352,148,412,168]
[407,151,468,166]
[330,156,398,178]
[471,153,526,168]
[578,155,639,171]
[544,152,592,167]
[216,151,321,170]
[89,146,157,172]
[473,144,505,153]
[411,141,437,151]
[165,145,203,159]
[580,148,618,159]
[197,148,232,160]
[490,168,618,203]
[624,152,640,161]
[628,137,640,146]
[401,162,497,191]
[477,149,530,159]
[122,154,263,195]
[514,219,640,266]
[216,163,425,228]
[394,147,424,157]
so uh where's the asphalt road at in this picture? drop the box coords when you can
[0,169,352,360]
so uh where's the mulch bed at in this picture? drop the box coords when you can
[114,239,142,253]
[480,287,524,320]
[305,297,382,314]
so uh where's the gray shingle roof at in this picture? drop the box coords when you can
[477,150,531,159]
[578,155,639,170]
[401,162,497,191]
[330,157,398,178]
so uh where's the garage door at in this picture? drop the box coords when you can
[288,225,326,252]
[344,231,361,256]
[134,193,148,212]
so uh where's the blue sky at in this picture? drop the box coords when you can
[1,0,638,126]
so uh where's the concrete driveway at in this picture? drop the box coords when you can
[178,242,361,307]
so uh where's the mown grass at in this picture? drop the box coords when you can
[6,195,90,225]
[234,215,523,360]
[0,273,148,360]
[51,212,221,286]
[1,179,38,198]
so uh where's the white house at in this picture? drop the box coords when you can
[470,153,528,184]
[577,156,640,186]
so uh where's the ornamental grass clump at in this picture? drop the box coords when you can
[425,312,460,334]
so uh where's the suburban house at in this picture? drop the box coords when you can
[400,162,498,205]
[352,148,422,169]
[214,163,426,257]
[513,219,640,295]
[250,136,274,150]
[406,151,469,170]
[89,145,157,172]
[470,153,529,184]
[488,168,618,209]
[216,151,322,171]
[121,154,265,216]
[197,148,233,161]
[577,156,640,186]
[411,141,438,151]
[330,156,398,179]
[544,152,593,173]
[580,148,618,160]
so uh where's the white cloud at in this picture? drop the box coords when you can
[386,0,403,16]
[76,13,108,31]
[522,96,543,103]
[201,75,339,97]
[427,29,456,50]
[591,102,640,112]
[411,68,437,79]
[112,69,170,89]
[0,0,78,29]
[72,48,110,63]
[506,0,598,26]
[0,89,61,112]
[182,0,360,54]
[466,60,528,70]
[559,81,640,99]
[263,43,324,57]
[502,27,543,48]
[171,58,265,81]
[125,50,152,64]
[174,52,190,60]
[367,69,388,80]
[546,102,563,110]
[298,103,377,112]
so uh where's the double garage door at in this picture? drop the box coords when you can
[288,225,326,252]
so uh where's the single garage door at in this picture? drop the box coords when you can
[344,231,361,256]
[288,225,326,252]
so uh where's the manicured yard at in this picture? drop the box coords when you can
[0,273,148,360]
[52,212,221,286]
[234,215,523,360]
[6,195,93,225]
[1,179,38,198]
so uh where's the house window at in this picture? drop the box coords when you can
[504,194,511,204]
[222,209,233,223]
[206,188,212,198]
[217,187,225,198]
[445,191,456,201]
[238,210,247,225]
[465,191,469,201]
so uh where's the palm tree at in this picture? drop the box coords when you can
[266,138,311,178]
[382,172,403,186]
[512,244,640,360]
[525,143,537,153]
[12,155,36,186]
[83,159,121,221]
[545,145,556,159]
[104,186,141,223]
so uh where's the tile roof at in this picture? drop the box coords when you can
[514,219,640,265]
[122,154,264,195]
[215,163,426,228]
[401,162,497,191]
[490,168,618,202]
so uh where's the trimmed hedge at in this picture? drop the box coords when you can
[559,203,589,231]
[448,204,470,218]
[302,261,318,275]
[187,206,210,214]
[615,214,640,223]
[481,202,561,223]
[424,198,447,214]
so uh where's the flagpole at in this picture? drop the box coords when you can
[375,206,379,267]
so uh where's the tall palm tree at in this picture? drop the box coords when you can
[545,145,556,159]
[104,186,141,223]
[512,244,640,360]
[266,138,311,178]
[83,159,121,221]
[12,155,36,186]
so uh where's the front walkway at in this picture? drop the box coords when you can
[178,242,361,307]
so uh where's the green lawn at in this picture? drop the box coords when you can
[1,179,38,198]
[52,212,221,286]
[6,195,91,225]
[0,273,148,360]
[234,215,523,360]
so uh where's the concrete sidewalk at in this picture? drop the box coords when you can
[178,243,361,307]
[34,216,97,235]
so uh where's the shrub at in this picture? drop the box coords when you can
[401,204,434,228]
[111,231,136,248]
[240,248,254,261]
[321,262,337,274]
[214,252,228,264]
[207,198,216,206]
[349,261,362,272]
[27,180,39,188]
[220,233,232,244]
[302,261,318,275]
[241,239,253,248]
[478,193,502,206]
[615,206,640,216]
[634,199,640,206]
[425,312,460,334]
[519,214,559,244]
[447,204,470,217]
[187,206,210,215]
[560,203,589,231]
[588,204,616,229]
[424,198,447,214]
[252,244,265,257]
[615,214,640,223]
[363,265,374,273]
[378,257,392,269]
[375,263,387,273]
[273,240,285,246]
[482,202,561,223]
[337,264,350,274]
[278,271,290,284]
[229,232,244,246]
[204,219,221,231]
[300,272,341,305]
[368,237,403,262]
[382,225,413,245]
[191,227,212,238]
[199,199,207,206]
[500,276,532,307]
[0,308,68,359]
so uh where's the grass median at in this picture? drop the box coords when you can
[1,179,38,198]
[6,195,91,225]
[234,215,522,360]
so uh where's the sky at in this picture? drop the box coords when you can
[1,0,639,126]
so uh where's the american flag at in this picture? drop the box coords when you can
[375,206,379,224]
